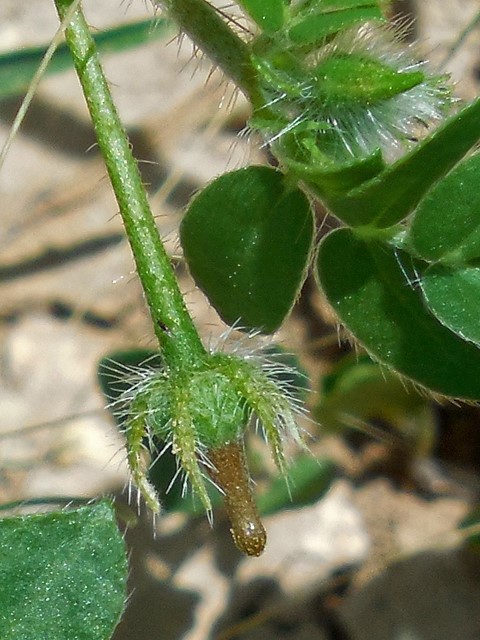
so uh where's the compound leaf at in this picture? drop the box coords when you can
[316,228,480,399]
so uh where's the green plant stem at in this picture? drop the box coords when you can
[54,0,206,368]
[162,0,264,107]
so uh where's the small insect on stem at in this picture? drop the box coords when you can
[207,441,267,557]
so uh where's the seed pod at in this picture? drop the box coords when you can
[207,441,267,557]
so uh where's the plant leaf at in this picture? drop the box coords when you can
[237,0,285,33]
[180,166,314,333]
[0,18,169,98]
[316,228,480,399]
[324,96,480,228]
[257,456,335,515]
[317,354,435,450]
[288,3,384,45]
[421,264,480,347]
[0,501,127,640]
[408,152,480,262]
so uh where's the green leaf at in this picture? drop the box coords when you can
[180,166,314,333]
[257,456,335,515]
[0,501,127,640]
[288,4,384,45]
[237,0,285,33]
[277,135,386,198]
[317,354,435,449]
[0,18,169,98]
[421,264,480,347]
[316,228,480,399]
[408,152,480,262]
[324,96,480,228]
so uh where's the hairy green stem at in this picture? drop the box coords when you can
[161,0,264,107]
[54,0,206,368]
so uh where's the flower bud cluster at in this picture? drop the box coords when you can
[115,343,305,555]
[251,21,453,167]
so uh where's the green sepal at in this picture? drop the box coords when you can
[98,350,190,511]
[250,51,310,101]
[292,0,384,10]
[314,54,423,105]
[180,166,314,333]
[288,4,384,45]
[324,96,480,228]
[408,152,480,263]
[260,344,310,399]
[316,228,480,399]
